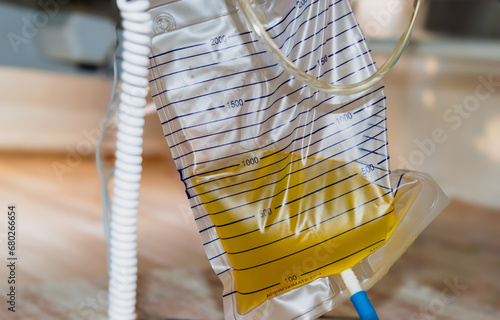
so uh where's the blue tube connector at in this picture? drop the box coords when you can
[350,291,379,320]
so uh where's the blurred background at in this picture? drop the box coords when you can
[0,0,499,319]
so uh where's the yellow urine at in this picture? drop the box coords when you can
[193,150,395,314]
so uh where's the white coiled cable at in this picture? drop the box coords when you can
[108,1,152,320]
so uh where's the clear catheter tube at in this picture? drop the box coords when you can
[235,0,422,95]
[107,1,152,320]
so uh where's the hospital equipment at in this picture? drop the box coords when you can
[99,1,449,319]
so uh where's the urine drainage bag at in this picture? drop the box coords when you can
[147,0,449,319]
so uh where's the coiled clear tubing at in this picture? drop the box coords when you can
[235,0,422,95]
[108,1,152,320]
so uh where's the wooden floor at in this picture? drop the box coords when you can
[0,153,499,320]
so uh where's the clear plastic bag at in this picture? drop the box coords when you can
[147,0,449,319]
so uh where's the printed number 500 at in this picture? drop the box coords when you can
[259,208,272,218]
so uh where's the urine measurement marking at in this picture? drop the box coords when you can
[150,0,323,70]
[149,0,305,61]
[279,9,353,57]
[188,108,387,194]
[199,142,390,245]
[188,112,387,203]
[212,174,390,242]
[227,208,393,257]
[166,51,375,155]
[231,210,392,270]
[222,237,387,297]
[152,51,269,86]
[273,0,330,42]
[172,72,378,168]
[149,31,254,67]
[296,25,362,63]
[150,40,261,83]
[193,128,389,219]
[297,0,310,10]
[206,175,392,260]
[260,110,386,162]
[271,0,322,40]
[156,15,358,105]
[210,35,227,45]
[170,66,381,166]
[227,99,244,109]
[151,3,345,84]
[194,163,357,209]
[300,239,385,276]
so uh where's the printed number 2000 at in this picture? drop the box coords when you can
[210,35,227,45]
[296,0,308,9]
